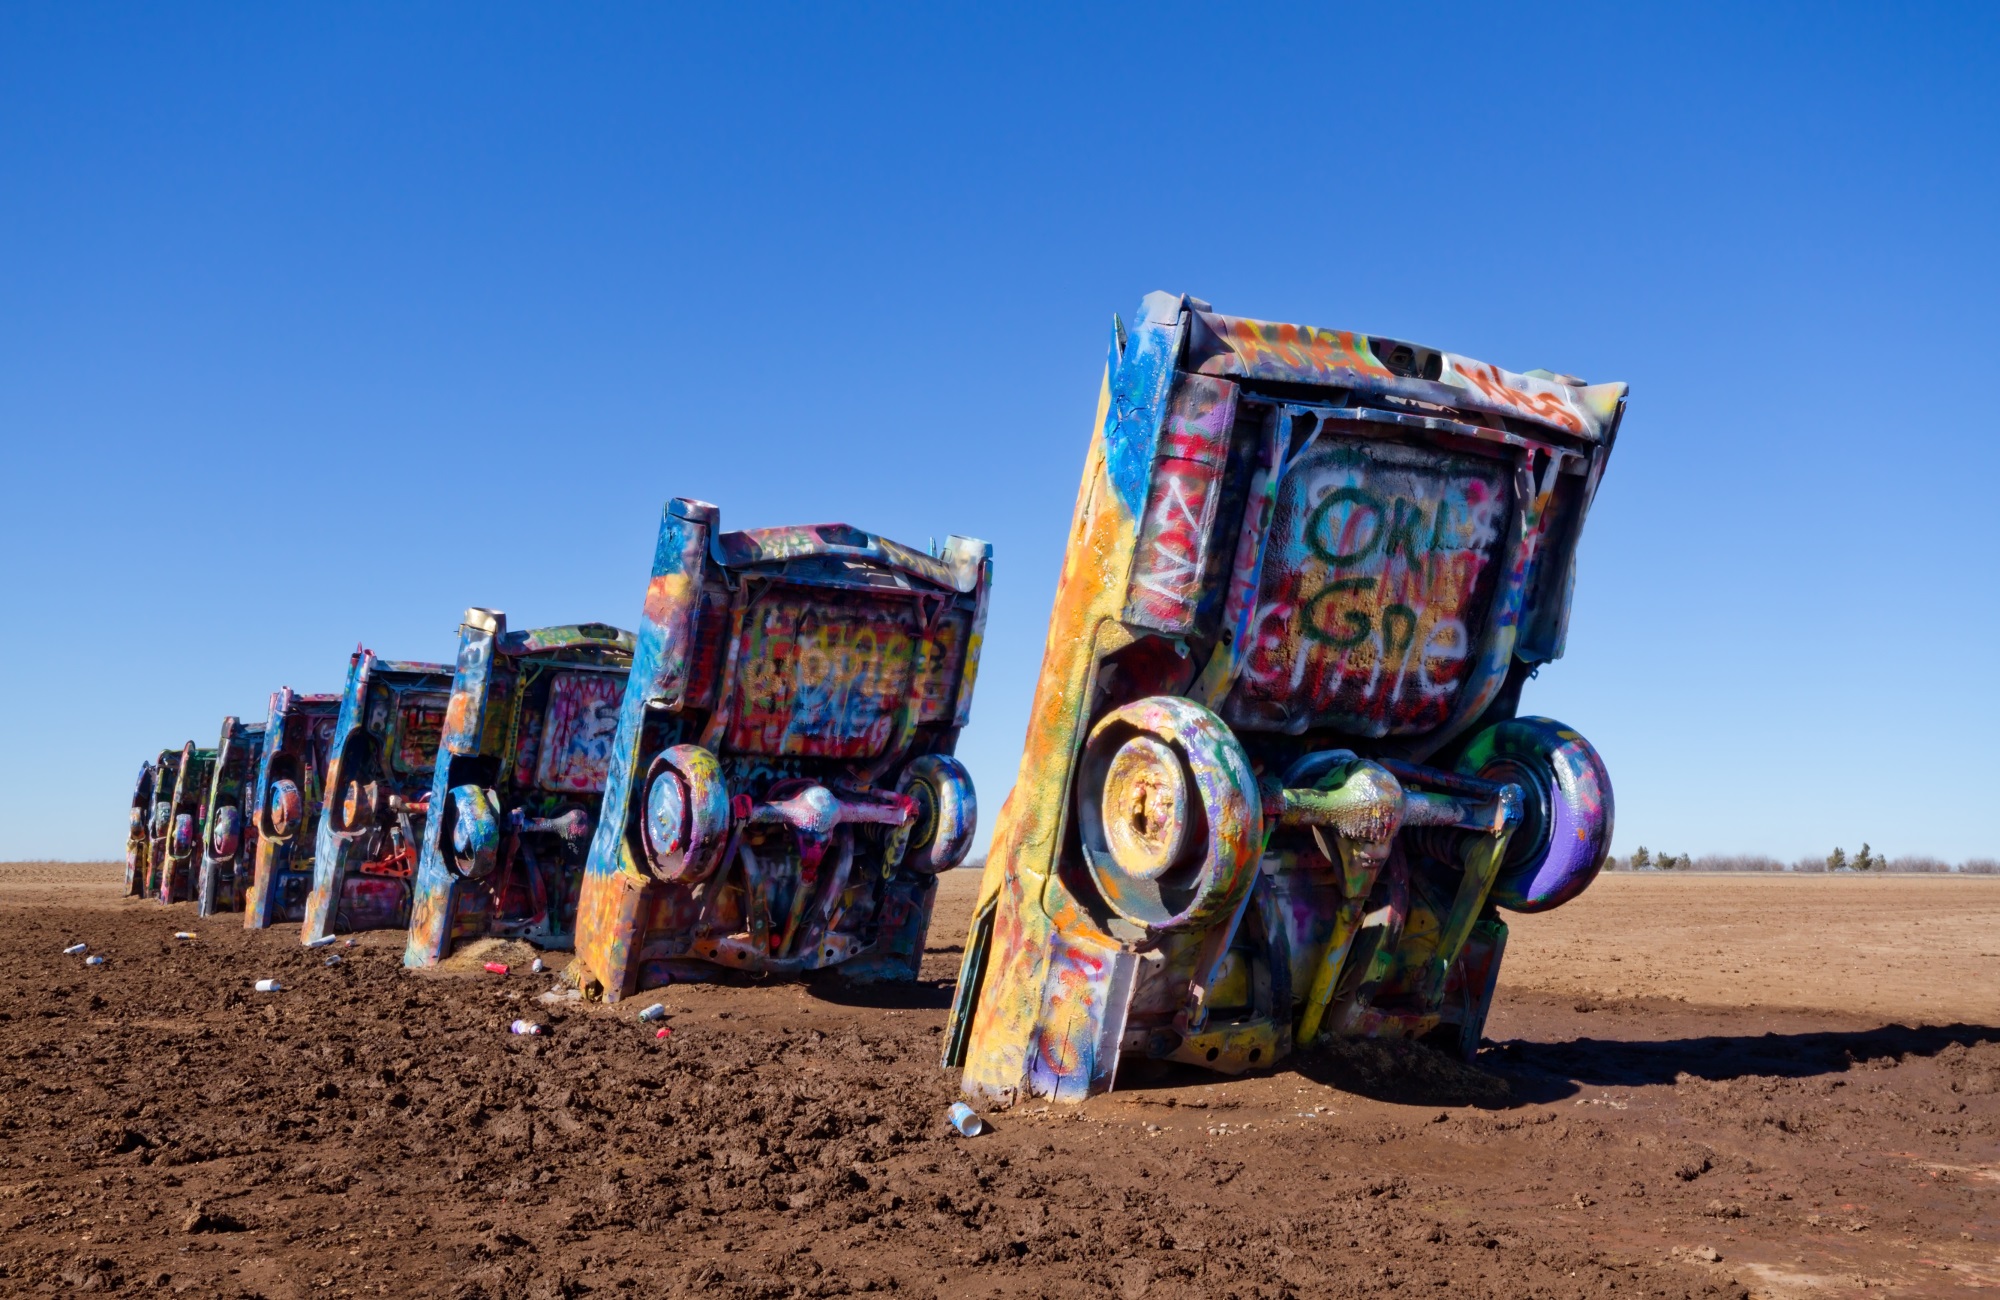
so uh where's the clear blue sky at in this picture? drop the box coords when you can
[3,3,1995,863]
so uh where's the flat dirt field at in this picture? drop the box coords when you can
[1,865,1994,1300]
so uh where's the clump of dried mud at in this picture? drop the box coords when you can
[0,874,1995,1298]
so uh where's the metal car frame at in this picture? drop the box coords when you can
[244,689,343,930]
[300,651,453,943]
[571,498,991,1000]
[137,748,181,899]
[126,759,160,897]
[155,742,216,905]
[946,292,1624,1104]
[404,614,635,966]
[196,716,267,916]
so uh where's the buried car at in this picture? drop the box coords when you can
[137,747,181,899]
[195,716,266,916]
[126,756,167,897]
[244,689,343,930]
[403,614,635,966]
[154,741,218,905]
[946,292,1623,1104]
[569,498,991,1000]
[300,651,453,943]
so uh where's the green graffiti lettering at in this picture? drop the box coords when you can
[1380,604,1417,660]
[1384,498,1429,567]
[1307,487,1386,567]
[1303,577,1378,648]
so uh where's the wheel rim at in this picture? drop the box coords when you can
[268,781,302,839]
[639,744,731,884]
[1076,696,1261,932]
[644,768,687,859]
[1100,734,1188,881]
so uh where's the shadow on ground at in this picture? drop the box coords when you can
[805,973,956,1010]
[1488,1021,2000,1092]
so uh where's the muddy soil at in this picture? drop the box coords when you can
[0,863,1994,1299]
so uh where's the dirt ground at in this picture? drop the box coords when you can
[0,864,1994,1300]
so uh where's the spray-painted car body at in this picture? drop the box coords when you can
[403,615,635,966]
[138,748,181,899]
[196,717,266,916]
[947,293,1624,1104]
[126,758,165,897]
[154,743,217,905]
[300,652,453,942]
[244,690,343,929]
[570,499,991,1000]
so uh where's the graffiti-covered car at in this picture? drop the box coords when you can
[569,498,991,1000]
[299,652,453,943]
[403,614,635,965]
[138,747,181,899]
[154,741,218,905]
[947,292,1624,1104]
[196,716,266,916]
[244,690,342,930]
[126,758,162,897]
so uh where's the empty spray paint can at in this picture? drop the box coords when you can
[172,932,196,941]
[62,943,86,955]
[510,1019,542,1036]
[254,978,283,992]
[305,935,337,948]
[84,955,107,967]
[946,1102,984,1137]
[638,1002,667,1022]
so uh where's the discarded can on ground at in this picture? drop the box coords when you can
[947,293,1623,1105]
[402,614,636,969]
[323,953,343,966]
[509,1019,542,1036]
[531,957,545,974]
[244,688,343,931]
[637,1002,666,1021]
[483,962,508,974]
[197,715,267,917]
[84,955,107,967]
[253,978,283,992]
[654,1026,671,1040]
[173,932,196,940]
[300,651,454,944]
[946,1101,984,1137]
[63,942,86,955]
[569,499,992,1000]
[304,934,337,948]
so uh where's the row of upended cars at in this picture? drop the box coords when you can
[126,292,1628,1107]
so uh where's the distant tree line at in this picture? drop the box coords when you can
[1603,845,1998,873]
